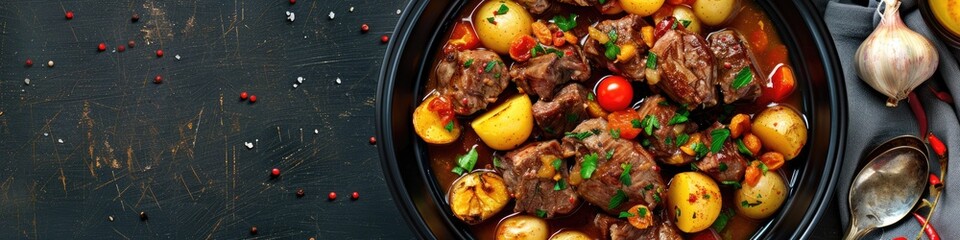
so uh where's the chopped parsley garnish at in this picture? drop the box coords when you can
[599,0,607,4]
[691,142,708,159]
[641,138,651,147]
[637,207,647,218]
[463,59,474,68]
[604,29,620,60]
[741,200,763,208]
[653,193,661,203]
[551,159,562,170]
[606,149,614,159]
[732,67,753,90]
[554,179,567,191]
[709,128,731,153]
[736,139,754,157]
[665,137,673,146]
[444,121,454,132]
[636,115,661,135]
[619,163,632,186]
[545,47,565,57]
[646,52,657,69]
[678,19,692,28]
[587,92,595,101]
[759,161,769,175]
[608,189,628,209]
[722,181,742,189]
[618,211,634,218]
[565,131,593,140]
[668,113,688,125]
[566,113,579,123]
[496,4,509,15]
[658,100,670,106]
[531,44,546,57]
[536,209,547,218]
[484,61,497,72]
[719,162,728,172]
[492,156,503,168]
[580,153,599,179]
[644,184,654,191]
[552,14,578,32]
[610,129,621,139]
[494,72,501,79]
[675,133,690,146]
[711,208,735,232]
[486,17,496,24]
[451,145,479,175]
[690,162,699,171]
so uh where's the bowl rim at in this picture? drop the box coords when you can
[377,0,847,239]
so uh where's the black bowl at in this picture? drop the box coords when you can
[377,1,847,239]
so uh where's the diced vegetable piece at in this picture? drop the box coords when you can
[607,110,642,140]
[751,105,806,160]
[496,215,549,240]
[509,35,537,62]
[735,171,787,219]
[445,22,481,52]
[471,94,534,151]
[448,172,510,224]
[413,95,462,144]
[474,0,534,54]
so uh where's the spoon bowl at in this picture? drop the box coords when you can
[844,136,929,240]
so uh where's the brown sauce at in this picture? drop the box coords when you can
[422,1,801,239]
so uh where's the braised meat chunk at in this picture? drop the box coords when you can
[708,30,766,103]
[510,44,591,100]
[562,119,666,214]
[635,95,699,166]
[648,29,718,109]
[436,49,509,115]
[517,0,552,14]
[594,214,683,240]
[532,83,590,138]
[583,14,651,82]
[695,122,748,183]
[500,140,580,218]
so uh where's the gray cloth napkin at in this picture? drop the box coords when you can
[816,0,960,238]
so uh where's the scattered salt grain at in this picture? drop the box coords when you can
[175,54,181,60]
[293,83,299,88]
[47,60,54,67]
[58,139,64,144]
[297,77,305,84]
[43,133,49,136]
[335,77,342,85]
[349,7,354,12]
[396,9,401,15]
[244,142,254,149]
[286,11,296,22]
[328,11,335,20]
[24,78,30,85]
[314,129,319,134]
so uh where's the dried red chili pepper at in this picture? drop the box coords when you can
[930,173,943,189]
[912,212,940,240]
[929,86,954,104]
[928,133,946,159]
[907,91,927,138]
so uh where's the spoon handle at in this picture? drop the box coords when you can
[843,224,871,240]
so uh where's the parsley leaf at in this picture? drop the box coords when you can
[721,181,742,189]
[486,17,496,24]
[644,184,654,191]
[711,209,735,232]
[732,67,753,90]
[638,207,648,218]
[709,128,731,153]
[587,92,595,101]
[691,142,708,159]
[638,115,661,135]
[463,59,474,68]
[604,42,620,60]
[551,159,562,170]
[536,209,547,218]
[451,145,479,175]
[599,0,607,4]
[532,44,546,57]
[605,149,614,159]
[492,156,503,168]
[618,211,634,218]
[607,29,618,42]
[484,61,497,72]
[736,139,754,157]
[496,4,509,15]
[619,163,632,185]
[554,179,567,191]
[741,200,763,208]
[608,189,628,209]
[444,121,454,132]
[565,131,593,140]
[676,133,690,147]
[580,153,599,179]
[719,162,728,172]
[552,14,578,32]
[679,19,692,28]
[759,162,769,175]
[545,47,565,57]
[668,114,688,125]
[610,129,621,139]
[646,52,657,69]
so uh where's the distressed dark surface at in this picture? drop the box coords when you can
[0,0,415,239]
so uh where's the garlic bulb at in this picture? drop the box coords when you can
[854,0,939,107]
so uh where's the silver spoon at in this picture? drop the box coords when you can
[844,136,929,240]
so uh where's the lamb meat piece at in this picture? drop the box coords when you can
[510,44,591,100]
[531,83,590,138]
[517,0,552,14]
[583,14,651,82]
[648,29,718,110]
[500,140,580,218]
[708,29,766,104]
[561,119,666,214]
[696,122,748,183]
[594,213,683,240]
[556,0,600,6]
[635,95,699,166]
[436,49,509,115]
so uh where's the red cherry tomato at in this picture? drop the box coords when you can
[509,35,536,62]
[596,75,634,112]
[757,64,796,104]
[444,22,480,53]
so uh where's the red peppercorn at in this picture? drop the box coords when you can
[131,13,140,22]
[380,35,389,43]
[249,95,257,103]
[118,45,126,52]
[351,191,359,200]
[25,59,33,67]
[154,75,162,84]
[250,226,258,235]
[361,24,370,32]
[271,168,280,177]
[155,49,164,57]
[65,11,74,20]
[128,40,136,48]
[328,192,337,200]
[296,188,305,198]
[289,0,296,4]
[369,136,377,145]
[240,91,249,100]
[139,211,148,221]
[98,43,107,52]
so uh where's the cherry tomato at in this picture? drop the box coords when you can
[427,96,456,125]
[596,75,634,112]
[607,110,641,140]
[757,64,796,104]
[444,22,480,53]
[508,35,536,62]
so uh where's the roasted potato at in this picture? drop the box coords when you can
[751,105,807,160]
[620,0,666,17]
[471,94,534,151]
[666,172,722,233]
[413,95,462,144]
[549,230,590,240]
[653,5,701,34]
[474,0,534,55]
[735,171,787,219]
[448,171,510,224]
[692,0,741,26]
[496,215,549,240]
